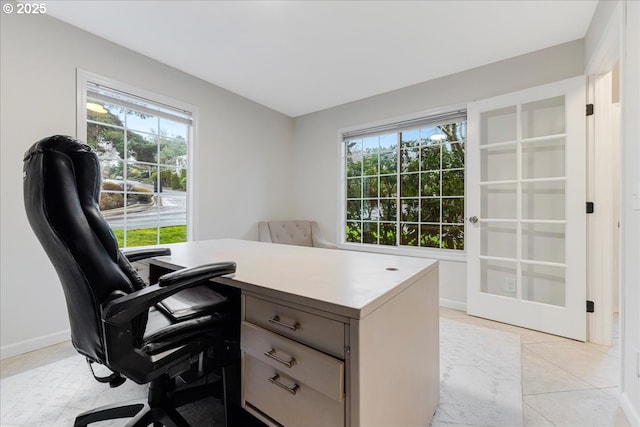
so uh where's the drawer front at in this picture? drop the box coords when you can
[245,295,345,358]
[243,354,345,427]
[241,322,344,402]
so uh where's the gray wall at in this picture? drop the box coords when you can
[291,40,585,307]
[0,11,294,357]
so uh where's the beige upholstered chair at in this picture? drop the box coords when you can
[258,221,337,249]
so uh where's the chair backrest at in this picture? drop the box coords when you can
[259,221,314,247]
[23,136,146,364]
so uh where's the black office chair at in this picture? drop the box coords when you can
[23,135,239,427]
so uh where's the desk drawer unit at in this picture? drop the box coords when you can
[244,295,345,359]
[243,354,344,427]
[241,322,344,402]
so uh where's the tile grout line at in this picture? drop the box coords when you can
[522,399,558,427]
[520,345,599,394]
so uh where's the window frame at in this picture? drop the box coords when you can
[338,105,468,262]
[76,70,197,245]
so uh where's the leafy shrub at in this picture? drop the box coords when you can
[102,180,121,191]
[99,180,153,210]
[99,192,124,210]
[129,184,153,205]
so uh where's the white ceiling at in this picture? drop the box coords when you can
[44,0,598,117]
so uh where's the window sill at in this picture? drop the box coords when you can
[337,242,466,262]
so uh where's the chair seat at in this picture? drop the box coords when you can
[142,308,230,356]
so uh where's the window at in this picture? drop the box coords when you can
[79,75,193,248]
[344,111,466,252]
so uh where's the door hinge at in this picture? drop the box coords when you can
[587,300,595,313]
[586,202,594,214]
[586,104,594,116]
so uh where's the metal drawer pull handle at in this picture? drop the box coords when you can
[268,315,300,331]
[264,348,296,368]
[268,374,299,395]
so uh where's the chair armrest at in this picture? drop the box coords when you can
[120,247,171,263]
[102,261,236,326]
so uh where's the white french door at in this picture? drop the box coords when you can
[467,76,587,341]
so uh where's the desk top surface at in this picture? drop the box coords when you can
[150,239,438,319]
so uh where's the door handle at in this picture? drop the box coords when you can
[469,216,479,224]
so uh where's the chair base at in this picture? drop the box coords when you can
[74,399,192,427]
[74,367,229,427]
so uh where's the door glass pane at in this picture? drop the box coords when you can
[480,106,517,145]
[522,264,565,306]
[480,259,517,299]
[522,138,565,179]
[522,223,565,264]
[481,144,517,181]
[480,222,517,258]
[522,181,565,220]
[481,183,516,219]
[521,96,565,138]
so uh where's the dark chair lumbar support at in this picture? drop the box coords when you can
[23,135,240,427]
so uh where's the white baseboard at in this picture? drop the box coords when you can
[0,329,70,360]
[620,392,640,427]
[439,298,467,312]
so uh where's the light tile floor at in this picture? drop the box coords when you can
[1,310,632,427]
[440,307,631,427]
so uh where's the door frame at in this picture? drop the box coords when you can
[587,71,619,346]
[585,1,622,346]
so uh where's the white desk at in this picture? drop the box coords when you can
[148,239,439,427]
